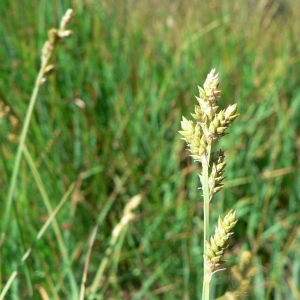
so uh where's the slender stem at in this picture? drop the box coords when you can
[202,144,212,300]
[202,280,210,300]
[1,8,73,246]
[80,225,98,300]
[89,225,129,296]
[202,165,210,250]
[203,144,211,249]
[23,146,78,297]
[1,66,45,244]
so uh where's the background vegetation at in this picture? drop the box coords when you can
[1,0,300,299]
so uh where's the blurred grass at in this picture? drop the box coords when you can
[1,0,300,298]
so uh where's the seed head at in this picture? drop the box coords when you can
[180,69,239,163]
[204,210,237,274]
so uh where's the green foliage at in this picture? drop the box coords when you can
[1,0,300,298]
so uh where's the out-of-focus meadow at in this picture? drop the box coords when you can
[1,0,300,299]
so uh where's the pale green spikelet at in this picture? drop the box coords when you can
[191,104,206,123]
[179,116,196,144]
[199,150,226,199]
[226,251,255,299]
[179,118,208,161]
[217,251,255,300]
[204,210,237,274]
[206,104,239,141]
[179,69,239,164]
[196,69,221,121]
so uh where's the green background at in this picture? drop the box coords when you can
[1,0,300,299]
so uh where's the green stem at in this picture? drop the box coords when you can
[23,146,78,297]
[89,224,129,297]
[202,144,211,300]
[1,66,45,244]
[202,279,210,300]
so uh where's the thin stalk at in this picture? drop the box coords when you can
[23,146,78,297]
[79,225,98,300]
[202,144,211,300]
[1,7,73,247]
[202,281,210,300]
[89,225,130,296]
[1,66,45,244]
[88,194,142,298]
[203,143,212,249]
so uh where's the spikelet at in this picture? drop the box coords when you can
[179,69,239,163]
[204,210,237,274]
[222,251,255,299]
[199,150,226,199]
[41,9,74,83]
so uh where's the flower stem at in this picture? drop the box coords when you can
[202,143,211,300]
[1,66,45,243]
[202,279,211,300]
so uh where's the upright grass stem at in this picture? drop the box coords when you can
[89,195,141,297]
[202,144,211,245]
[1,67,45,243]
[202,144,211,300]
[23,146,78,297]
[179,69,239,299]
[0,8,76,297]
[1,8,74,244]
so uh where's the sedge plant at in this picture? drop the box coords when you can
[179,69,239,299]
